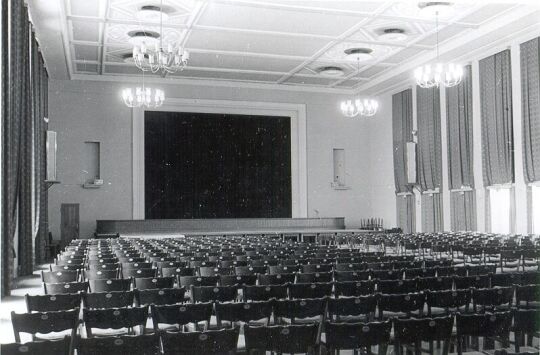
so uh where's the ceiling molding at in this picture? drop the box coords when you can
[69,73,356,95]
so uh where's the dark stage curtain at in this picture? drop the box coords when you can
[2,1,49,295]
[145,111,292,219]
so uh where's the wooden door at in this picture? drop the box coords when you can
[61,204,79,246]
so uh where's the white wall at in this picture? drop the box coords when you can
[48,79,372,238]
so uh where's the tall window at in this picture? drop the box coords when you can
[489,187,511,234]
[532,186,540,234]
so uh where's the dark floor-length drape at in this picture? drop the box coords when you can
[392,89,415,233]
[2,1,49,295]
[417,86,443,232]
[446,65,476,231]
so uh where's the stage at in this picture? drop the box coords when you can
[95,217,369,236]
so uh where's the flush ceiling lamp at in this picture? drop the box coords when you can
[378,28,408,42]
[131,0,189,74]
[136,5,169,22]
[414,2,463,88]
[317,66,345,77]
[418,1,455,18]
[344,48,373,62]
[340,57,379,118]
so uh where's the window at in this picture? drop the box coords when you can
[490,187,511,234]
[533,186,540,234]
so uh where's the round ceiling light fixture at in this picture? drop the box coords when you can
[378,28,408,42]
[317,66,345,77]
[136,5,169,22]
[344,48,373,62]
[418,2,455,18]
[127,30,160,46]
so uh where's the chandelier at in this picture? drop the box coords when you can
[122,87,165,108]
[414,3,462,88]
[341,99,379,118]
[132,0,189,74]
[340,57,379,118]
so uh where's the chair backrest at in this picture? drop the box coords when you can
[133,276,175,290]
[513,308,540,334]
[243,284,288,301]
[244,324,318,354]
[456,311,513,337]
[136,287,186,306]
[1,336,71,355]
[417,276,454,291]
[83,306,148,337]
[324,320,392,350]
[122,268,157,279]
[150,302,214,331]
[88,278,132,293]
[87,263,120,271]
[82,290,135,309]
[426,289,471,313]
[295,272,333,283]
[83,269,119,280]
[161,328,239,355]
[378,293,425,318]
[289,282,333,299]
[334,270,371,281]
[378,279,418,294]
[161,267,195,277]
[334,280,375,297]
[328,295,377,320]
[178,275,218,288]
[257,273,295,285]
[44,281,88,294]
[215,301,272,327]
[472,287,514,311]
[191,285,238,303]
[454,275,490,289]
[219,274,257,287]
[25,293,82,312]
[274,297,327,321]
[41,270,78,283]
[394,315,454,344]
[11,309,80,343]
[76,334,160,355]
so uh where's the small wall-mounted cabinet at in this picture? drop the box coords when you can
[331,148,350,190]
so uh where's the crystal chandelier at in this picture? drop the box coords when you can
[122,87,165,108]
[132,0,189,74]
[414,4,462,88]
[340,57,379,118]
[122,71,165,108]
[341,99,379,118]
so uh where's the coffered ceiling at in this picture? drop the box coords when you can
[28,0,540,93]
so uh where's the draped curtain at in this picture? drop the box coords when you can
[480,50,514,233]
[521,37,540,183]
[480,49,514,186]
[417,86,443,232]
[1,1,49,295]
[392,89,415,233]
[446,65,477,231]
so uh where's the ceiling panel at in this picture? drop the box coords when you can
[197,2,367,36]
[74,44,99,61]
[71,20,100,42]
[185,29,331,57]
[170,69,284,82]
[187,52,304,73]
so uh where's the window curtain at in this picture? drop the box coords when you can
[396,194,415,234]
[521,38,540,183]
[417,86,443,232]
[422,193,442,233]
[1,1,49,295]
[450,191,476,231]
[446,65,477,231]
[480,50,514,186]
[392,89,415,233]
